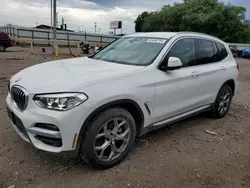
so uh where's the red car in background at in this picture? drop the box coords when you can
[0,32,14,52]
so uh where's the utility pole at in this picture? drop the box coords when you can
[53,0,57,54]
[61,17,64,30]
[94,22,97,33]
[56,12,59,28]
[51,0,53,51]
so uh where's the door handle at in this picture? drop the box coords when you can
[220,66,226,71]
[191,71,199,78]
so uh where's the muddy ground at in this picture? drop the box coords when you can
[0,47,250,188]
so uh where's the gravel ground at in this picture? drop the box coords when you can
[0,47,250,188]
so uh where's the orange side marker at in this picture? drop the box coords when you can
[72,133,78,149]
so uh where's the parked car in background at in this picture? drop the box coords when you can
[229,45,238,58]
[6,32,239,169]
[0,32,14,52]
[240,48,250,59]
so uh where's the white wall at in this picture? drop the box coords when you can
[0,26,120,43]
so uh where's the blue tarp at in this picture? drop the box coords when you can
[242,48,250,54]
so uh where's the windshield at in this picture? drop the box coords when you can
[92,37,168,65]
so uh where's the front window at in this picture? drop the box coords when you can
[91,37,168,65]
[167,38,196,67]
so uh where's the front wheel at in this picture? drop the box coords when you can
[0,44,6,52]
[210,84,233,118]
[80,108,136,169]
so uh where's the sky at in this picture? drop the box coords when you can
[1,0,249,34]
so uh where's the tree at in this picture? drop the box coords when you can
[134,11,150,32]
[134,0,250,43]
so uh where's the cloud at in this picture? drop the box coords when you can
[61,6,139,33]
[85,0,175,9]
[1,0,157,34]
[13,0,178,9]
[0,0,51,26]
[13,0,99,9]
[221,0,250,17]
[1,0,250,35]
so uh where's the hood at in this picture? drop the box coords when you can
[10,57,145,94]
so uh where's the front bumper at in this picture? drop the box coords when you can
[6,93,89,154]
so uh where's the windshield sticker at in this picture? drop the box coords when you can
[146,39,166,44]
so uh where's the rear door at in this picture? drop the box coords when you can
[214,42,238,93]
[193,38,226,105]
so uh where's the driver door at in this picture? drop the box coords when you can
[153,38,205,123]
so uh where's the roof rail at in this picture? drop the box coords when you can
[176,31,221,41]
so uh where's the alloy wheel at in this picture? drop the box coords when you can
[94,117,131,162]
[218,89,231,115]
[0,45,4,52]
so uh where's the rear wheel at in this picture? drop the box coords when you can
[80,108,136,169]
[0,44,6,52]
[210,84,233,118]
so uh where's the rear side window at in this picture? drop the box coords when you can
[215,42,228,61]
[196,39,215,65]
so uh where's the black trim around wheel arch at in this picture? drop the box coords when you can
[74,99,145,156]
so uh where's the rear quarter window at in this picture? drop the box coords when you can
[215,42,228,61]
[196,39,215,65]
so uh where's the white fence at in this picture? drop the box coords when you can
[227,43,250,51]
[1,26,250,50]
[0,26,120,44]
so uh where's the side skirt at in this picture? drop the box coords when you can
[140,104,212,136]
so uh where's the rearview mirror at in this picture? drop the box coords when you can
[167,57,182,70]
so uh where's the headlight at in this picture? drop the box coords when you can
[33,93,88,111]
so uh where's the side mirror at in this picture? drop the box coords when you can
[167,57,182,70]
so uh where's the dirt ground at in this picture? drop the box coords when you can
[0,46,250,188]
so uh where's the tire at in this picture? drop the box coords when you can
[210,84,233,118]
[80,108,136,169]
[0,44,6,52]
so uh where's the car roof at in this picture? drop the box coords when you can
[124,32,178,39]
[124,31,225,44]
[0,32,7,35]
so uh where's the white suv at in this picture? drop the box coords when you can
[6,32,239,168]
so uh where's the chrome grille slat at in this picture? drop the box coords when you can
[21,92,24,107]
[17,89,20,104]
[11,86,28,110]
[22,92,25,107]
[19,90,22,105]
